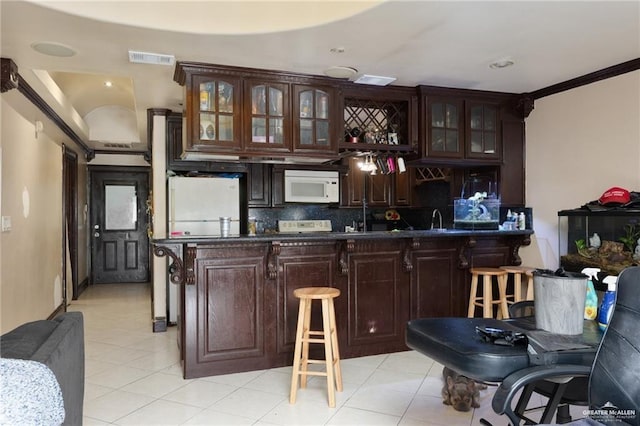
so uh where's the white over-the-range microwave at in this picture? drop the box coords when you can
[284,170,340,203]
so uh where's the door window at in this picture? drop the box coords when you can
[105,184,137,230]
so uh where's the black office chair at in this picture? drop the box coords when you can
[507,300,589,424]
[493,266,640,425]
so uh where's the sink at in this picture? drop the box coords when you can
[429,228,449,232]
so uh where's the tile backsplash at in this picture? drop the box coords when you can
[248,205,445,233]
[246,178,473,233]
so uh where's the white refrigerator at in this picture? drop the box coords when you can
[167,175,241,323]
[168,176,241,237]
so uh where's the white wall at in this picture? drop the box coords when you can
[521,70,640,269]
[1,98,64,332]
[1,97,90,332]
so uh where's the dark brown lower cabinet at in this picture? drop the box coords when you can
[168,232,530,378]
[274,242,338,363]
[342,240,410,357]
[412,240,462,318]
[182,243,273,379]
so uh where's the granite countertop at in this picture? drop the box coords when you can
[153,229,533,244]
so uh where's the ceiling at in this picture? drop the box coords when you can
[1,0,639,155]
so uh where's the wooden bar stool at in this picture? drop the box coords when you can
[500,266,535,302]
[290,287,343,408]
[468,267,509,319]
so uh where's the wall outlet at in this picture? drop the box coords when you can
[1,216,11,232]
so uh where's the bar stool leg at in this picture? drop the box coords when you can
[321,298,336,407]
[300,298,312,388]
[513,273,523,303]
[483,275,493,319]
[289,298,307,404]
[526,273,534,300]
[497,274,510,319]
[328,297,343,392]
[468,273,479,318]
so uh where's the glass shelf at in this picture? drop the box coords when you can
[198,80,235,142]
[250,84,284,145]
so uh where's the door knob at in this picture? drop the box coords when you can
[93,232,100,238]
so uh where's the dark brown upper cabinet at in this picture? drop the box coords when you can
[341,157,413,208]
[174,62,340,161]
[247,163,271,207]
[244,80,290,154]
[166,112,247,173]
[465,99,500,160]
[172,63,525,205]
[426,95,464,159]
[292,84,337,154]
[191,74,243,153]
[420,86,508,164]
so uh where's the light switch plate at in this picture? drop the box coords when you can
[1,216,11,232]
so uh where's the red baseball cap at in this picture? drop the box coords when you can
[599,187,631,205]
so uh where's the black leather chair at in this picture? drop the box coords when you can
[507,300,589,424]
[493,266,640,425]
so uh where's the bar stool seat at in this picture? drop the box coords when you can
[468,267,509,319]
[290,287,342,408]
[500,266,536,302]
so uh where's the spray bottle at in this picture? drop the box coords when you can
[581,267,600,320]
[597,275,618,331]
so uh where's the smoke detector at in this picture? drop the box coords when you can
[324,66,358,79]
[128,50,175,66]
[489,57,515,69]
[31,41,77,57]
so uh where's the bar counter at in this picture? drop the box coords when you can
[153,228,533,244]
[152,229,533,378]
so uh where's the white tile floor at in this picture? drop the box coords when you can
[68,283,581,425]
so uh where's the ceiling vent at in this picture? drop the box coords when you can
[353,74,396,86]
[128,50,175,66]
[102,142,133,149]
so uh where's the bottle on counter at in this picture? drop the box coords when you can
[597,275,617,331]
[248,217,257,236]
[518,212,526,230]
[581,267,600,320]
[503,210,515,230]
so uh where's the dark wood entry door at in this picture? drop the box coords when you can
[90,169,150,283]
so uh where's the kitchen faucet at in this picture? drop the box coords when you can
[362,192,368,233]
[431,209,443,230]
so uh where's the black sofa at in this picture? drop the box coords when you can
[1,312,85,425]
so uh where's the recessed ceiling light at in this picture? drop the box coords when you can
[324,66,358,79]
[353,74,396,86]
[31,41,77,57]
[104,81,113,88]
[489,58,515,69]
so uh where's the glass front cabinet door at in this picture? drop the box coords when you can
[193,75,241,151]
[426,97,464,158]
[465,101,500,160]
[245,80,289,153]
[292,85,335,153]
